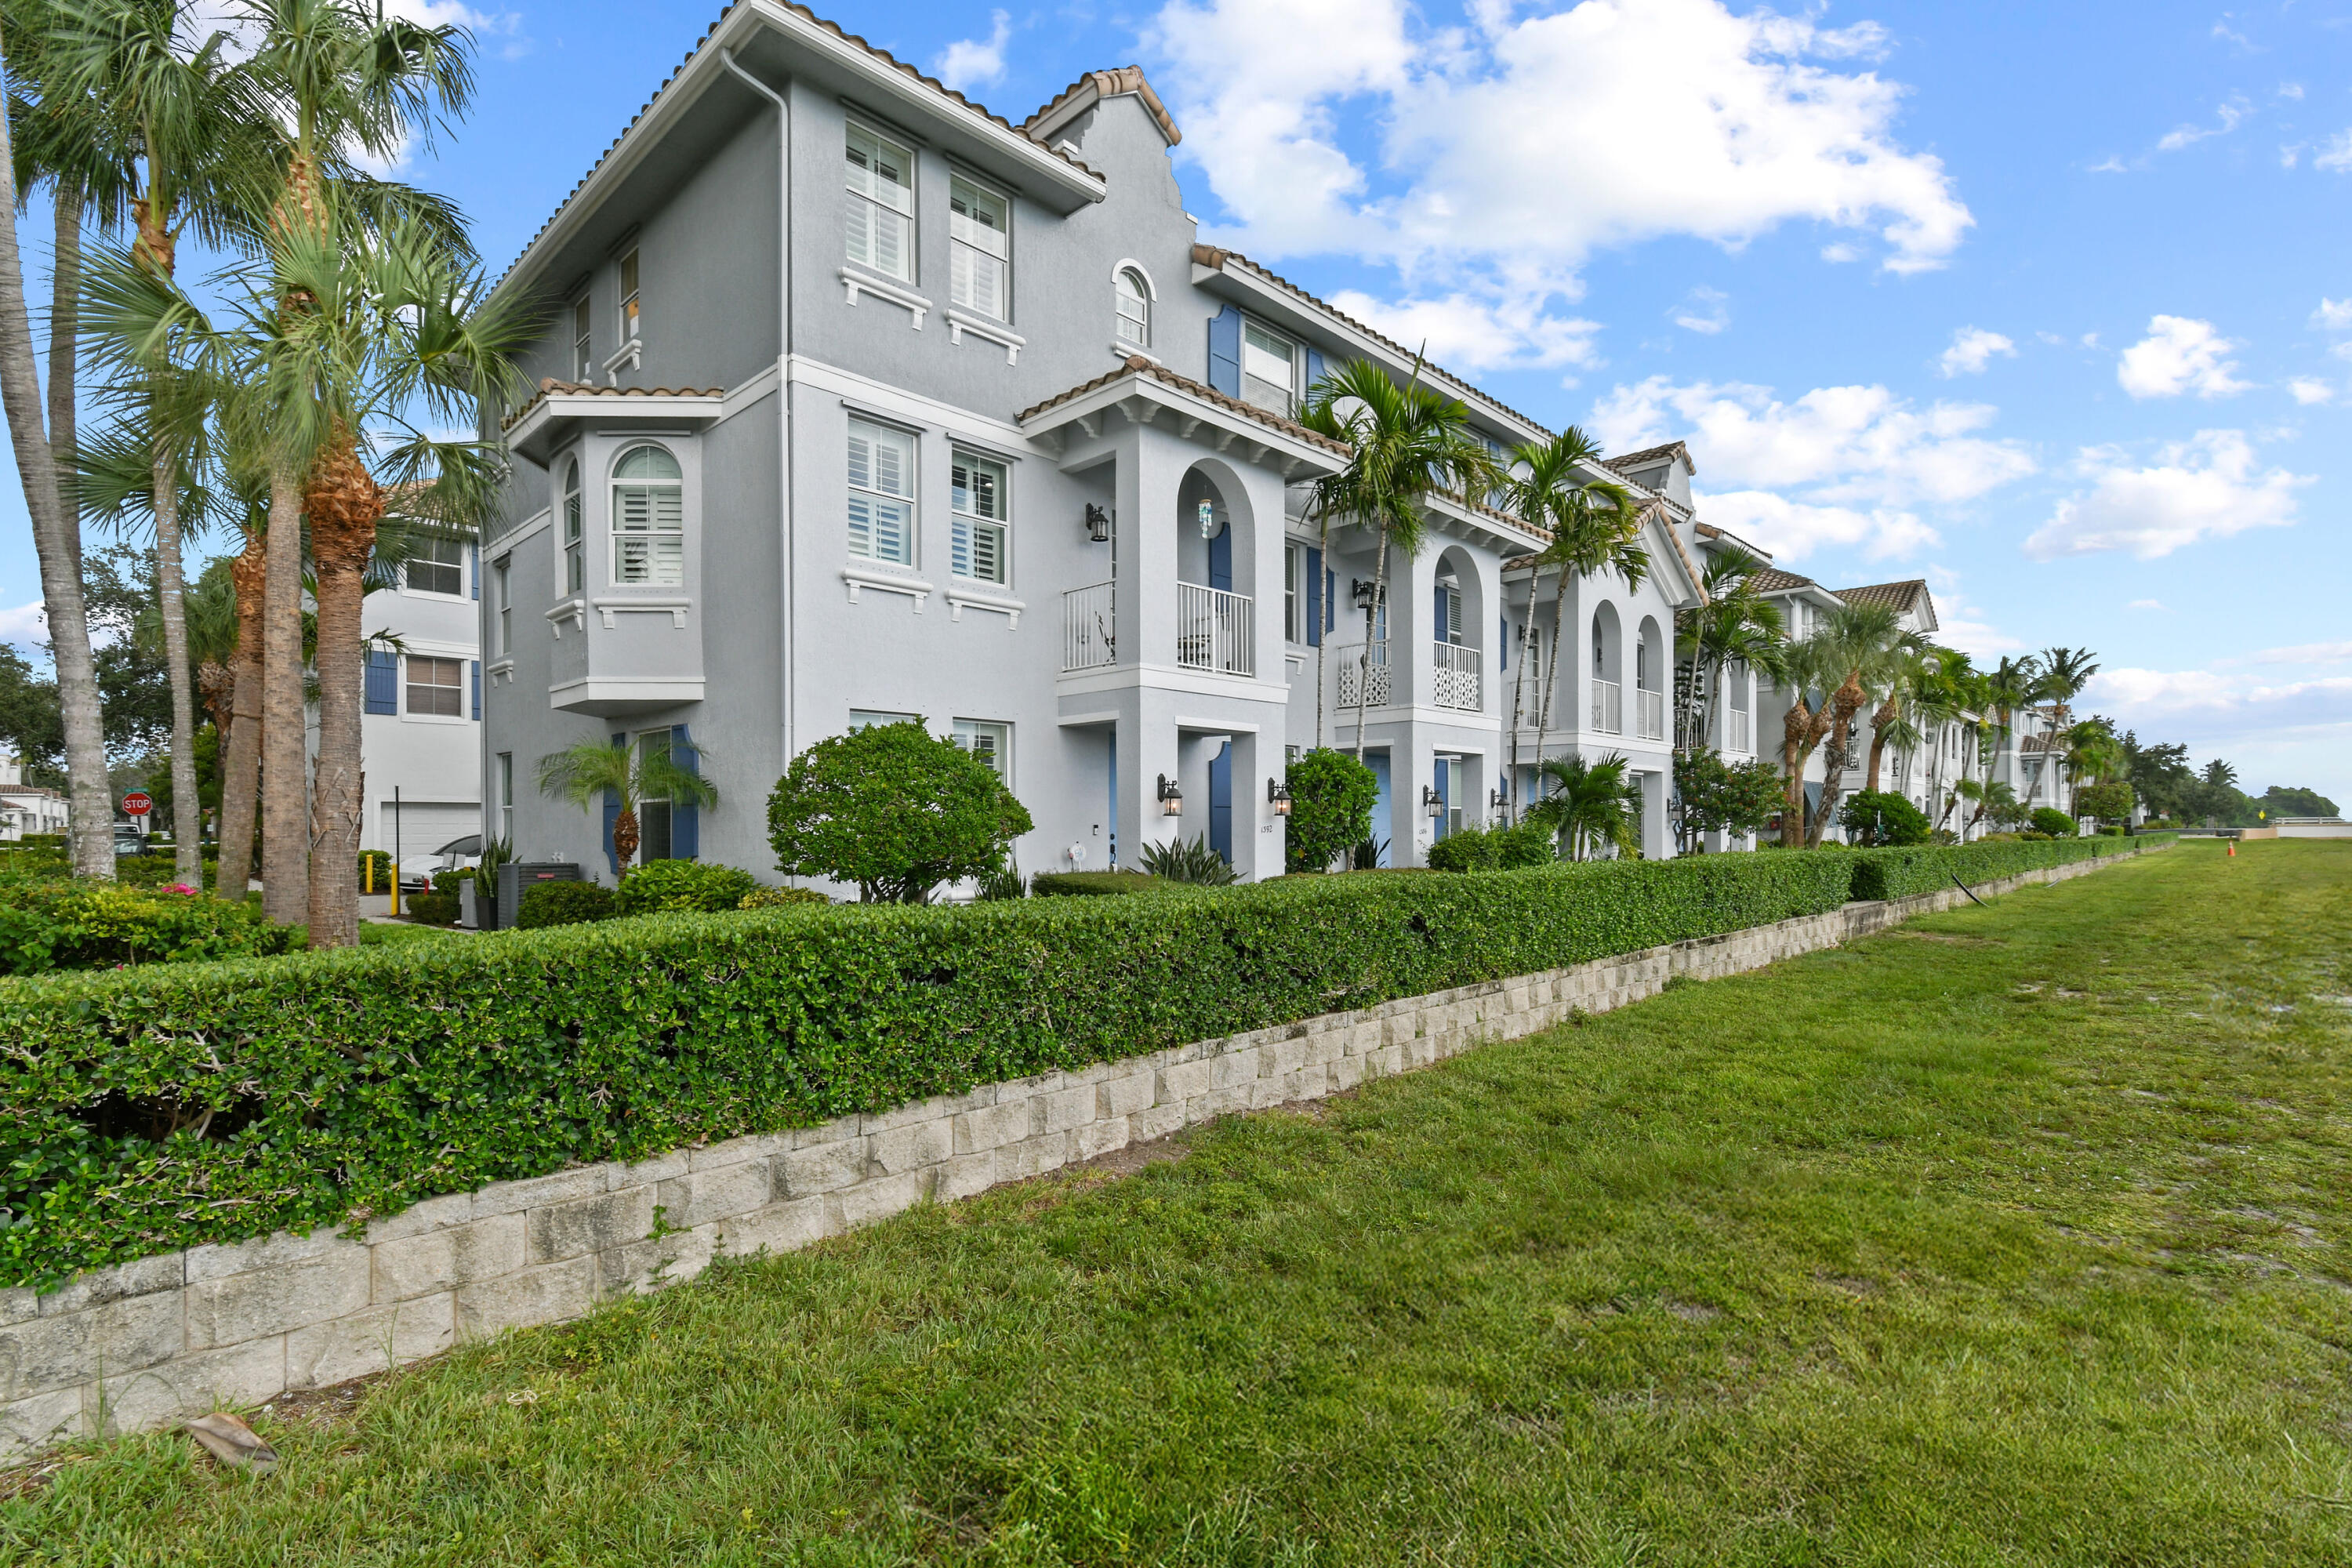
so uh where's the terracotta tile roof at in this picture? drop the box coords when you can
[1748,566,1819,593]
[1189,245,1553,439]
[1833,579,1929,613]
[1025,67,1181,148]
[1693,521,1772,559]
[494,2,1103,295]
[501,378,725,431]
[1606,441,1694,477]
[1018,356,1352,457]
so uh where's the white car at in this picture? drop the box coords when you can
[400,835,483,894]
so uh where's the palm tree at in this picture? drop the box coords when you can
[1511,429,1642,800]
[2034,646,2099,813]
[1295,358,1501,764]
[1675,545,1784,753]
[1524,751,1639,862]
[0,9,115,877]
[1798,601,1910,847]
[1864,646,1959,794]
[537,738,720,881]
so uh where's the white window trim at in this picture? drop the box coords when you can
[1111,258,1156,351]
[944,306,1024,365]
[946,172,1012,323]
[945,586,1024,626]
[949,448,1011,589]
[401,535,470,601]
[608,444,685,588]
[615,249,642,359]
[950,718,1012,784]
[841,564,934,609]
[840,265,931,327]
[571,296,593,384]
[1241,316,1302,416]
[844,119,917,287]
[400,652,470,724]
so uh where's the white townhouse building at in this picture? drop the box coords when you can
[474,5,1704,885]
[351,535,487,862]
[0,749,70,841]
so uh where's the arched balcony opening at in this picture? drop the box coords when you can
[1635,615,1667,741]
[1589,602,1624,735]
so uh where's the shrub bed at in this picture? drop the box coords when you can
[1849,832,2169,902]
[0,837,2161,1287]
[0,880,290,978]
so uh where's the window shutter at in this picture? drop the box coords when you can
[1305,547,1323,648]
[364,649,397,715]
[670,724,699,861]
[1207,523,1231,593]
[1434,585,1446,641]
[1304,347,1327,400]
[1207,305,1243,399]
[470,543,480,601]
[603,732,626,875]
[1500,618,1508,670]
[470,660,482,720]
[1324,567,1335,634]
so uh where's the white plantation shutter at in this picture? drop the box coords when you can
[949,178,1008,317]
[848,419,915,564]
[950,452,1007,583]
[846,125,914,281]
[611,447,684,586]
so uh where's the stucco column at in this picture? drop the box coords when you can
[1232,728,1285,882]
[1396,737,1436,867]
[1640,766,1669,860]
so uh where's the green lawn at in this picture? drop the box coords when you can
[10,840,2350,1565]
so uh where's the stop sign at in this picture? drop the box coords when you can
[122,792,153,816]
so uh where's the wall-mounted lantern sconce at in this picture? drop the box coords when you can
[1083,503,1111,543]
[1422,785,1444,818]
[1157,773,1184,817]
[1490,781,1512,810]
[1268,778,1293,816]
[1352,577,1378,611]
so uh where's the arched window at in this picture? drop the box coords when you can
[561,458,584,593]
[611,445,683,586]
[1115,267,1150,348]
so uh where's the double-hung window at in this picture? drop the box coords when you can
[496,753,514,845]
[1242,321,1298,415]
[949,176,1009,318]
[617,250,641,345]
[405,534,465,597]
[635,731,673,862]
[848,709,920,732]
[1115,268,1150,348]
[572,297,592,381]
[406,655,464,717]
[561,459,585,594]
[952,719,1010,780]
[950,451,1007,583]
[494,557,512,654]
[847,419,915,564]
[846,124,914,281]
[611,445,684,586]
[1284,542,1305,642]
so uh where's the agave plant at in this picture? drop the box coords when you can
[1138,835,1238,886]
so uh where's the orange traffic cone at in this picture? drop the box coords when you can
[2227,840,2236,858]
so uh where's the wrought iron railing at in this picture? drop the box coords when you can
[1176,583,1253,677]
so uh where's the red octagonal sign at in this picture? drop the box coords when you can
[122,792,153,816]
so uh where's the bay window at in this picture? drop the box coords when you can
[611,445,684,586]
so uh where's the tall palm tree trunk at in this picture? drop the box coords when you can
[49,191,80,578]
[260,468,308,925]
[1864,699,1896,791]
[1506,618,1528,824]
[303,436,380,948]
[1532,567,1567,803]
[1350,529,1390,764]
[1780,704,1810,848]
[216,536,265,899]
[0,43,111,879]
[1313,511,1330,750]
[153,446,205,884]
[1806,678,1867,848]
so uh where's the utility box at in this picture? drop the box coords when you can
[499,862,583,929]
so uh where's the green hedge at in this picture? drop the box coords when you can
[1848,832,2169,902]
[0,881,292,978]
[0,851,1857,1287]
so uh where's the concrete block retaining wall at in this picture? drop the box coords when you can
[0,843,2165,1457]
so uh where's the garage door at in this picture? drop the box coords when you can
[381,802,481,858]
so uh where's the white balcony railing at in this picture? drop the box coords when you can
[1590,677,1622,735]
[1727,706,1752,754]
[1432,641,1482,711]
[1062,581,1116,671]
[1637,687,1665,741]
[1336,641,1391,709]
[1177,583,1253,677]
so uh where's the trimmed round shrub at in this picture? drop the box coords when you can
[2029,807,2078,838]
[1426,826,1501,873]
[1838,789,1933,848]
[615,859,757,916]
[516,880,617,929]
[768,721,1033,904]
[739,884,830,910]
[1286,750,1378,873]
[405,892,461,926]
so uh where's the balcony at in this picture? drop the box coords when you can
[1062,580,1115,671]
[1590,677,1621,735]
[1432,642,1482,711]
[1637,687,1665,741]
[1335,641,1390,709]
[1177,583,1253,677]
[1726,707,1751,753]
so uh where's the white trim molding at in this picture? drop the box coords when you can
[544,597,587,638]
[841,564,935,610]
[601,337,643,382]
[945,586,1025,627]
[944,306,1024,365]
[589,594,692,630]
[839,266,931,328]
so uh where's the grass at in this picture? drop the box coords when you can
[9,840,2350,1565]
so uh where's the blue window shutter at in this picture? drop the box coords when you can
[1304,347,1327,401]
[1305,547,1323,648]
[1207,521,1232,593]
[1434,584,1446,640]
[1499,619,1508,670]
[603,732,626,874]
[470,542,480,600]
[1324,567,1335,634]
[670,724,699,861]
[470,660,482,720]
[1207,305,1242,399]
[364,649,397,715]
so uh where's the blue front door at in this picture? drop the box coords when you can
[1208,740,1233,866]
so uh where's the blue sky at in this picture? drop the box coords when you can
[5,0,2348,801]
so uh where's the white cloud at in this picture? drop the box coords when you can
[2288,376,2336,405]
[1937,325,2015,377]
[0,601,44,650]
[2116,315,2249,399]
[2315,298,2352,331]
[2128,599,2169,612]
[2089,668,2352,747]
[1922,568,2023,657]
[2318,131,2352,172]
[2248,640,2352,665]
[935,9,1012,93]
[1145,0,1971,365]
[1671,286,1730,335]
[1326,287,1601,372]
[2279,82,2305,101]
[2081,332,2101,348]
[1696,491,1939,562]
[2024,430,2310,560]
[2086,154,2129,174]
[2157,96,2250,151]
